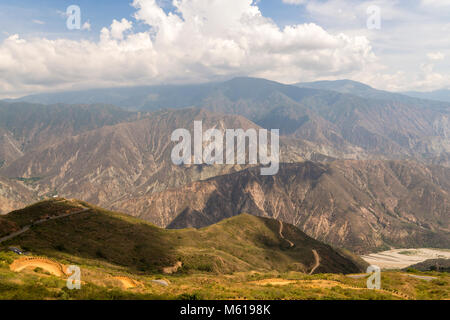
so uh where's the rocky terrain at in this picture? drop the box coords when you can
[0,176,37,215]
[0,102,138,155]
[1,108,306,206]
[111,161,450,254]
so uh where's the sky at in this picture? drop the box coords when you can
[0,0,449,98]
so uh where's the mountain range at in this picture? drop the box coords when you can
[10,78,450,163]
[0,107,304,209]
[0,77,448,256]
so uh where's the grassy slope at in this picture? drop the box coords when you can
[0,199,364,275]
[1,198,85,229]
[0,200,448,300]
[0,248,448,300]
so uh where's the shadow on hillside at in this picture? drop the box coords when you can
[4,209,178,274]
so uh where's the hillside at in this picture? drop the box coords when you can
[0,108,327,208]
[0,109,253,206]
[0,199,365,275]
[0,176,37,215]
[404,259,450,272]
[0,101,138,156]
[2,200,448,301]
[111,161,450,254]
[0,128,23,167]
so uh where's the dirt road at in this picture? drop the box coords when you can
[278,220,294,248]
[309,250,320,274]
[0,206,90,244]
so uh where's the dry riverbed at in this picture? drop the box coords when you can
[361,248,450,269]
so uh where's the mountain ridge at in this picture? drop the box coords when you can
[12,78,450,164]
[110,160,450,254]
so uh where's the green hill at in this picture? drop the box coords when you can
[0,199,365,275]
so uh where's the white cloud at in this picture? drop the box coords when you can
[287,0,450,91]
[0,0,377,98]
[32,19,45,25]
[107,19,132,40]
[81,21,92,31]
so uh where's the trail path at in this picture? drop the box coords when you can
[10,257,68,276]
[309,250,320,275]
[276,220,320,274]
[278,220,294,248]
[0,206,90,244]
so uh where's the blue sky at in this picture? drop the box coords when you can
[0,0,449,98]
[0,0,313,40]
[0,0,137,41]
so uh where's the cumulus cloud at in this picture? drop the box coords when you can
[288,0,450,92]
[107,19,132,40]
[0,0,378,98]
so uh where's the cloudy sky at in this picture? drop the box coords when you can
[0,0,449,98]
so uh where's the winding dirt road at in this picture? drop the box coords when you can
[278,220,294,248]
[309,250,320,275]
[277,220,320,274]
[0,206,90,244]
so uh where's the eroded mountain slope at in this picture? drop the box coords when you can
[111,161,450,253]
